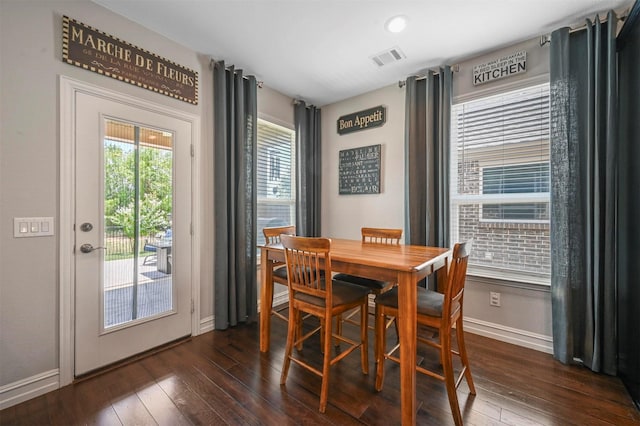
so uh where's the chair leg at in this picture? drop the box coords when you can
[373,304,381,361]
[441,328,463,426]
[335,314,342,347]
[319,311,333,413]
[360,300,369,375]
[393,315,399,344]
[295,312,303,351]
[375,307,386,391]
[280,307,297,385]
[319,318,325,353]
[456,318,476,394]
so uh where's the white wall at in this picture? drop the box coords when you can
[453,36,550,101]
[254,86,296,307]
[0,0,550,406]
[452,37,553,350]
[0,0,295,404]
[0,0,200,390]
[321,37,553,352]
[258,86,295,129]
[321,84,406,239]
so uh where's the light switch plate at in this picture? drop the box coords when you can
[14,217,54,237]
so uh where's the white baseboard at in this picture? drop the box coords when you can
[0,370,60,410]
[272,292,289,309]
[200,291,289,335]
[199,315,214,334]
[463,317,553,354]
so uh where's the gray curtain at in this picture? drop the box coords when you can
[617,0,640,404]
[213,61,258,329]
[404,68,452,289]
[549,12,618,374]
[294,101,322,237]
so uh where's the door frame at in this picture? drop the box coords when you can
[59,76,201,386]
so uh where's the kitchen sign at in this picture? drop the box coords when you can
[337,105,386,135]
[62,16,198,104]
[473,51,526,86]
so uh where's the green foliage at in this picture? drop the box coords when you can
[104,140,172,245]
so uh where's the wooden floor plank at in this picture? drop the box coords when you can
[214,340,339,425]
[136,381,191,426]
[1,320,638,426]
[158,347,263,426]
[10,395,50,426]
[139,352,229,425]
[469,345,640,425]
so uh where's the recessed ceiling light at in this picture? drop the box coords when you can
[385,15,408,33]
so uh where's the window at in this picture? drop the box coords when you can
[256,119,296,248]
[450,83,550,283]
[482,162,549,221]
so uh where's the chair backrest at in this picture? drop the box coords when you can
[361,227,402,244]
[443,241,472,320]
[281,235,333,303]
[263,225,296,245]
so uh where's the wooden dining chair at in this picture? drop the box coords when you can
[262,225,296,321]
[374,241,476,426]
[333,227,402,355]
[280,235,370,413]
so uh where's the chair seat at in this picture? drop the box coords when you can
[374,241,475,426]
[333,273,390,291]
[280,234,369,413]
[273,265,289,280]
[295,280,370,307]
[375,286,444,317]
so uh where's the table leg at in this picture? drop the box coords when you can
[436,256,449,293]
[398,271,417,425]
[260,247,274,352]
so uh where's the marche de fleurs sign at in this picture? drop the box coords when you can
[62,16,198,104]
[337,105,386,135]
[473,51,527,86]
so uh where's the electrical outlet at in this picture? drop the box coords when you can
[490,291,501,307]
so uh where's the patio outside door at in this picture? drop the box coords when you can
[74,91,192,376]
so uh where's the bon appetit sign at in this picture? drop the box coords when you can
[337,105,386,135]
[62,16,198,104]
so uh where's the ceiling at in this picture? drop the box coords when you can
[93,0,633,107]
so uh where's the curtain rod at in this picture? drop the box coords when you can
[398,64,459,88]
[209,58,264,88]
[292,99,317,108]
[539,8,629,46]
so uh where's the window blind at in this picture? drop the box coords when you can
[450,83,551,282]
[256,120,296,247]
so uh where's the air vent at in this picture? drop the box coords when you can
[370,46,406,67]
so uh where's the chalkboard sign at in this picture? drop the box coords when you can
[339,144,381,195]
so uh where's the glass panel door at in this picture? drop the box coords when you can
[103,118,174,329]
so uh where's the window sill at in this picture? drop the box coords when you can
[467,266,550,290]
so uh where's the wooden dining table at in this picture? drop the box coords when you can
[259,237,451,425]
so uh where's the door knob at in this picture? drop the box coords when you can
[80,243,106,253]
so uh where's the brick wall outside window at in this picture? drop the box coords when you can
[455,159,550,278]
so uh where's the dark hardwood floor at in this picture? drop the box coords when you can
[2,314,639,425]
